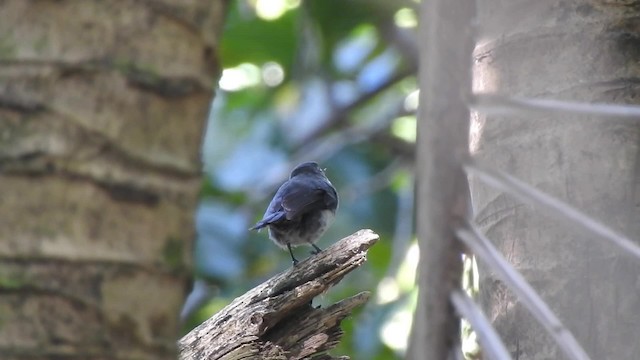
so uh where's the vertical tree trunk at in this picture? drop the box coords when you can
[472,1,640,359]
[409,0,475,358]
[0,1,224,358]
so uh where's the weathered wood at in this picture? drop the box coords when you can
[178,229,379,360]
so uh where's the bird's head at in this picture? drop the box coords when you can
[289,161,325,179]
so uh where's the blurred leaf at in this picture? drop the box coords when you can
[367,238,393,278]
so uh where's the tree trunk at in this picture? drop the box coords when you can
[0,1,224,358]
[408,0,475,358]
[472,1,640,359]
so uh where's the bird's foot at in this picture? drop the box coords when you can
[310,243,322,255]
[288,243,299,265]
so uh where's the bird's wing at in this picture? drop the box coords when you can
[280,180,327,220]
[250,176,336,230]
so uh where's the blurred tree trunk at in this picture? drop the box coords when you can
[409,0,474,358]
[472,1,640,359]
[0,1,224,359]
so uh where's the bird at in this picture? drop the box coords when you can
[250,161,339,265]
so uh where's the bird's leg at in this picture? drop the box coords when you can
[311,243,322,255]
[287,243,299,265]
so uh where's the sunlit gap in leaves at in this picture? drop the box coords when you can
[262,61,285,87]
[404,89,419,112]
[394,8,418,28]
[218,63,260,91]
[389,89,419,143]
[218,61,285,91]
[461,255,481,357]
[250,0,301,21]
[377,241,419,353]
[391,116,416,142]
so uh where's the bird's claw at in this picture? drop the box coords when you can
[310,244,322,255]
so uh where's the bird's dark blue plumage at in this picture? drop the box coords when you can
[250,161,338,265]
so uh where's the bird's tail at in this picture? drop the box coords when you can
[249,221,267,231]
[249,211,286,231]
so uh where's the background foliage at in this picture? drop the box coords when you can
[183,1,420,358]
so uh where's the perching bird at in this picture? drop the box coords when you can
[250,161,338,265]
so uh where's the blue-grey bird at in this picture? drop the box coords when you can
[250,161,338,265]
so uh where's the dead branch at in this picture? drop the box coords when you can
[178,229,379,360]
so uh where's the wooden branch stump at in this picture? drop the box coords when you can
[178,229,380,360]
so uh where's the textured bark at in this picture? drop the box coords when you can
[178,230,379,360]
[472,1,640,359]
[0,0,225,359]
